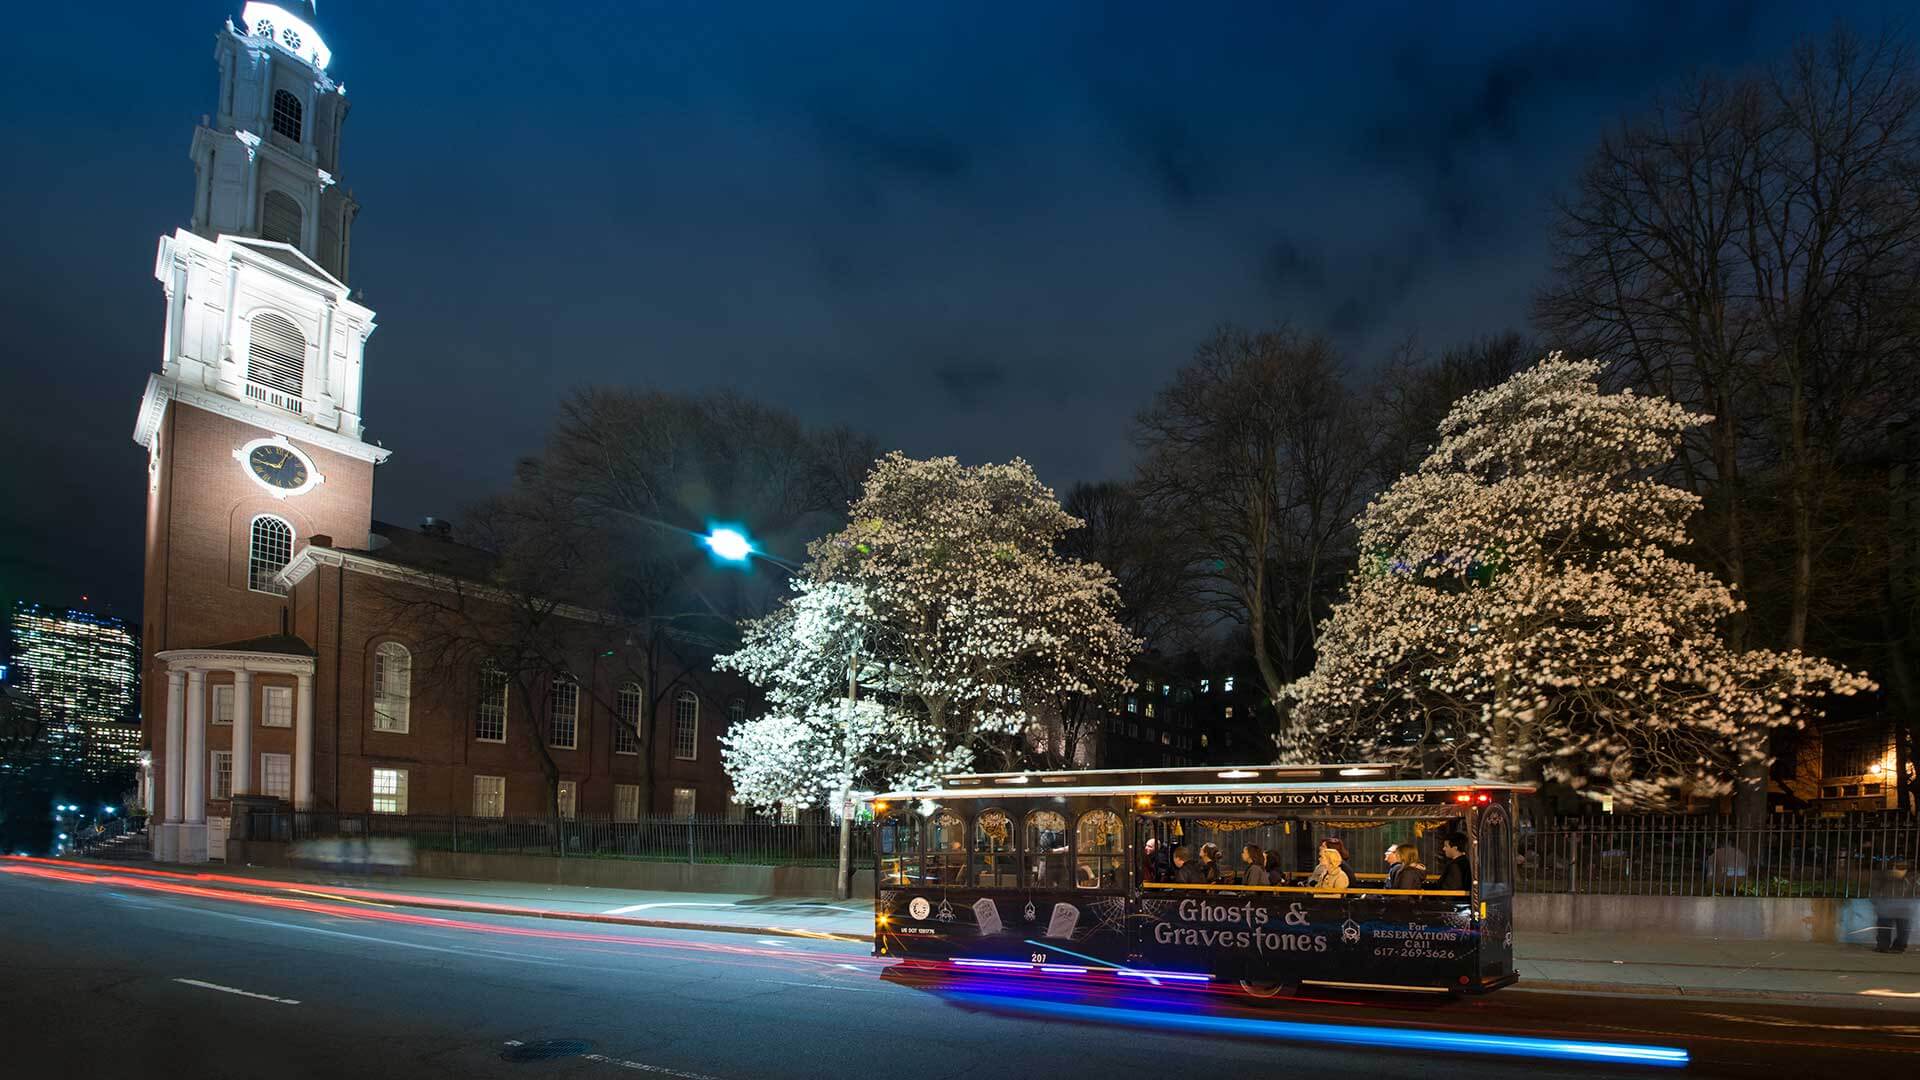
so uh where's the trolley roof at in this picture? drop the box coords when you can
[875,766,1532,803]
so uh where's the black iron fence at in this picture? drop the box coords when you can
[250,808,1917,897]
[1518,814,1919,898]
[270,810,871,868]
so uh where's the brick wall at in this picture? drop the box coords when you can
[142,401,375,804]
[285,555,752,817]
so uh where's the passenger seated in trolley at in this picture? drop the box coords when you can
[1171,844,1207,884]
[1306,846,1349,896]
[1241,845,1269,887]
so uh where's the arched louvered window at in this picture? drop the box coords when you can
[272,89,303,141]
[372,642,412,734]
[262,190,303,248]
[248,515,294,594]
[247,312,306,401]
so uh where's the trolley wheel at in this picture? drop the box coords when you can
[1238,979,1294,1000]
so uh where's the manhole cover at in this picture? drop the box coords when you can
[501,1039,593,1063]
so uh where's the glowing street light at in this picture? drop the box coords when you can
[703,527,753,563]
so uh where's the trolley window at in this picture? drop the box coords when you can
[929,808,968,885]
[879,812,920,885]
[975,809,1017,887]
[1075,809,1124,890]
[1026,809,1069,888]
[1480,804,1511,899]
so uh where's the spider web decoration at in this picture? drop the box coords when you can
[877,890,899,917]
[1023,901,1036,922]
[1086,897,1129,937]
[937,899,955,922]
[1136,898,1181,919]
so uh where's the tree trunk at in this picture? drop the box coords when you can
[1786,382,1812,651]
[1713,402,1771,828]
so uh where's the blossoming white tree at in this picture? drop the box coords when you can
[718,581,968,811]
[719,455,1139,894]
[1284,356,1870,808]
[806,453,1139,768]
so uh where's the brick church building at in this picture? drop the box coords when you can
[135,5,743,863]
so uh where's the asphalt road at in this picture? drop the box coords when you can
[2,862,1916,1080]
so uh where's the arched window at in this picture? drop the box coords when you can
[371,642,411,733]
[262,190,303,248]
[726,699,747,726]
[549,674,579,749]
[1026,809,1069,888]
[246,312,305,401]
[247,515,293,594]
[613,682,643,754]
[974,809,1016,887]
[672,690,699,760]
[1075,809,1124,890]
[879,812,920,885]
[272,88,303,141]
[928,808,966,885]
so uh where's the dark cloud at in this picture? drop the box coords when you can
[1261,238,1327,293]
[931,360,1011,406]
[811,111,972,188]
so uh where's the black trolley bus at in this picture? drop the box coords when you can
[870,764,1527,997]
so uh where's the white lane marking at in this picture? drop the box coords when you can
[580,1052,724,1078]
[173,978,299,1005]
[600,901,734,915]
[755,939,789,947]
[159,903,581,968]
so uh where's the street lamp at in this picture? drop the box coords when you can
[703,527,753,563]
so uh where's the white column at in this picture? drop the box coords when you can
[231,669,253,797]
[164,672,185,823]
[184,670,207,824]
[294,672,314,810]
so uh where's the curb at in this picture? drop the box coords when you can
[1513,980,1920,1008]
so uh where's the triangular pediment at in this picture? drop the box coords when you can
[220,235,346,291]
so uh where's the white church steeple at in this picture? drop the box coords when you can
[191,3,357,284]
[134,5,385,465]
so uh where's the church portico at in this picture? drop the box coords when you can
[153,640,315,863]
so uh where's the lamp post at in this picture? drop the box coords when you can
[698,527,862,897]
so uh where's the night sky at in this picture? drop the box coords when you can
[0,1,1897,619]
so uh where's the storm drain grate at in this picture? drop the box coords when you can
[501,1039,594,1063]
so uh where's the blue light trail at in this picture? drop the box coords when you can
[945,992,1690,1068]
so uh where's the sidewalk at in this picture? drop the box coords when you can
[53,857,1920,1006]
[1518,932,1920,1003]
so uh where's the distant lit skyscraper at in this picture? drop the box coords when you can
[7,601,141,777]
